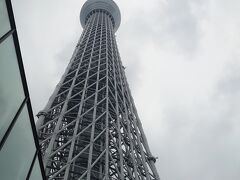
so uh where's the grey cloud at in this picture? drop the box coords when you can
[217,62,240,96]
[165,0,200,50]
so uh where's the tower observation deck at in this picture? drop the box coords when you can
[36,0,160,179]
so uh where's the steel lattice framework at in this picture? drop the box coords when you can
[36,0,160,179]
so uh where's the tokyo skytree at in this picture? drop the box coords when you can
[36,0,160,179]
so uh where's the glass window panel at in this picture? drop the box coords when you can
[0,0,11,38]
[0,36,25,140]
[29,158,43,180]
[0,105,36,180]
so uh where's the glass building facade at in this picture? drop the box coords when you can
[0,0,45,179]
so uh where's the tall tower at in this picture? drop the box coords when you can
[36,0,160,179]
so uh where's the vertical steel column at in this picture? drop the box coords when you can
[104,11,110,180]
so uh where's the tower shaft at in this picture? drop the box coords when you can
[37,1,160,180]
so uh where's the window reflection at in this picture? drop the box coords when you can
[0,36,25,140]
[29,158,43,180]
[0,105,36,180]
[0,0,11,38]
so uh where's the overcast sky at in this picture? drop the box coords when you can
[12,0,240,179]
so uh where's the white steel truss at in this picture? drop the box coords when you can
[37,8,160,180]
